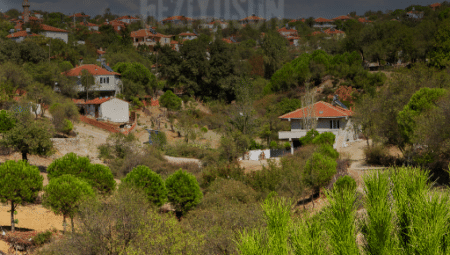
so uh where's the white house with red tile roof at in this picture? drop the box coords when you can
[277,27,298,37]
[40,24,69,43]
[179,31,197,40]
[278,99,355,153]
[313,17,335,28]
[7,29,40,42]
[323,28,346,39]
[130,28,172,49]
[62,64,122,96]
[115,15,140,24]
[79,21,99,31]
[240,14,265,25]
[77,97,129,122]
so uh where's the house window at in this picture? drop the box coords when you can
[100,78,103,84]
[330,120,340,129]
[107,77,109,83]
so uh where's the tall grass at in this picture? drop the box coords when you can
[324,185,359,255]
[290,214,328,255]
[236,193,292,255]
[390,167,430,250]
[361,171,398,255]
[407,191,450,254]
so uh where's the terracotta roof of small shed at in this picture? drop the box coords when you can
[279,101,353,119]
[332,15,352,20]
[40,24,68,33]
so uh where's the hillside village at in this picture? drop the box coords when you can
[1,1,450,254]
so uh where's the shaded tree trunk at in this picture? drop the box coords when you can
[71,217,74,234]
[22,151,27,162]
[63,216,66,234]
[11,201,15,232]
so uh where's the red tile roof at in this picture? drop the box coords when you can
[161,16,194,22]
[130,29,171,38]
[315,17,334,23]
[116,16,140,21]
[279,101,353,119]
[79,21,98,27]
[62,64,120,76]
[40,24,68,33]
[309,31,323,36]
[7,30,39,38]
[332,15,352,21]
[209,20,228,25]
[170,40,179,44]
[151,99,159,106]
[69,13,90,18]
[84,97,112,105]
[277,27,297,33]
[179,32,196,36]
[289,18,305,23]
[72,99,86,104]
[323,28,345,35]
[358,17,373,23]
[240,15,265,21]
[430,3,441,9]
[96,49,106,55]
[14,22,23,30]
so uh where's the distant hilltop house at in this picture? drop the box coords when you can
[161,16,194,25]
[6,23,69,43]
[313,17,336,28]
[79,21,99,31]
[358,17,373,24]
[239,14,266,25]
[6,28,39,42]
[61,64,123,98]
[73,97,129,123]
[332,15,353,21]
[430,2,441,11]
[407,7,424,19]
[179,31,197,40]
[278,96,355,154]
[115,15,140,24]
[277,26,300,46]
[103,19,126,32]
[131,28,172,51]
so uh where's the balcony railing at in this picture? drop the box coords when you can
[279,129,340,140]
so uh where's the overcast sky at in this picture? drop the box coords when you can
[0,0,442,20]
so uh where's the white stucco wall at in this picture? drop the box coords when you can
[41,31,68,43]
[99,98,129,122]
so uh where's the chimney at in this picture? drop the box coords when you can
[107,63,109,66]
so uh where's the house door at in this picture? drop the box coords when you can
[330,120,340,129]
[95,106,99,118]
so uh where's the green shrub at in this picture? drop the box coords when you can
[0,110,15,133]
[165,169,203,215]
[334,176,356,193]
[317,144,339,159]
[312,132,335,145]
[304,153,337,192]
[33,230,53,245]
[121,165,167,207]
[160,90,182,111]
[202,178,258,208]
[299,129,319,145]
[62,119,73,134]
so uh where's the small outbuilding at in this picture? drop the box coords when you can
[77,97,129,123]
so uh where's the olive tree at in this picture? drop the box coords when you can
[121,165,167,206]
[0,160,43,232]
[43,174,95,234]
